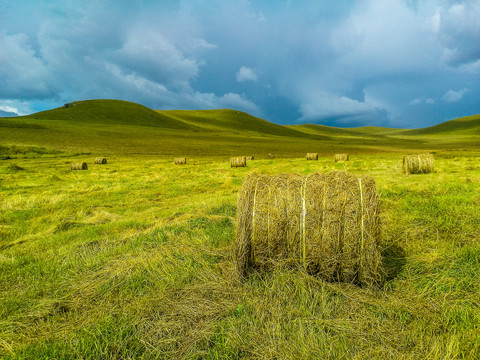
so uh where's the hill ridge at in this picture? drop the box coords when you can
[7,98,480,137]
[25,99,195,130]
[1,99,479,155]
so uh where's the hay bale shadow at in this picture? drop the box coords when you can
[381,244,407,281]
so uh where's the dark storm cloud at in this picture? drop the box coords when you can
[0,0,478,127]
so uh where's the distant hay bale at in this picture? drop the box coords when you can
[334,154,349,162]
[95,157,107,164]
[71,162,88,170]
[246,156,254,160]
[403,154,434,174]
[174,157,187,165]
[233,171,383,287]
[231,156,247,167]
[306,153,319,160]
[268,153,276,159]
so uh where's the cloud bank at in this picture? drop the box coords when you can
[0,0,478,128]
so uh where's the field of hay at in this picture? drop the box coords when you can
[1,150,479,359]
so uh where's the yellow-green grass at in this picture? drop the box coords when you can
[1,152,479,359]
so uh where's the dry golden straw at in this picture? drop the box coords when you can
[174,157,187,165]
[95,157,107,164]
[334,154,349,162]
[306,153,319,160]
[231,156,247,168]
[71,162,88,170]
[233,171,383,287]
[403,154,434,174]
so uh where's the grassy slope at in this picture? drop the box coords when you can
[399,114,480,135]
[1,99,479,156]
[25,99,196,130]
[158,109,316,138]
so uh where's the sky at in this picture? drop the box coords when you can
[1,0,479,128]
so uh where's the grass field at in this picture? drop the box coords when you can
[1,149,479,359]
[1,100,480,358]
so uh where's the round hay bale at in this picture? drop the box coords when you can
[233,171,382,287]
[268,153,276,159]
[230,156,247,168]
[246,156,254,160]
[334,154,349,162]
[174,157,187,165]
[71,162,88,170]
[306,153,319,160]
[95,157,107,164]
[402,154,434,174]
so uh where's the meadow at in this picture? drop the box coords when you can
[1,100,480,358]
[1,148,479,359]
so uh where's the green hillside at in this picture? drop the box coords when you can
[289,124,404,137]
[399,114,480,135]
[287,123,362,137]
[287,123,403,137]
[0,99,479,156]
[26,99,196,130]
[159,109,315,138]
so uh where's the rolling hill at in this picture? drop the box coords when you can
[1,99,479,156]
[25,99,196,130]
[398,114,480,135]
[157,109,319,138]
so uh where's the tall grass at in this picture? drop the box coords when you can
[1,153,479,359]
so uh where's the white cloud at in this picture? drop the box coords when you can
[330,0,441,74]
[430,9,441,33]
[297,90,379,123]
[113,30,201,91]
[434,1,480,66]
[105,63,260,115]
[458,59,480,74]
[236,66,257,82]
[0,32,55,98]
[442,88,469,103]
[181,38,217,55]
[0,106,21,115]
[0,100,34,116]
[410,97,436,105]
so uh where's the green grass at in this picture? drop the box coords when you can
[2,99,479,156]
[159,109,311,138]
[0,100,479,358]
[1,152,479,359]
[26,99,195,130]
[399,114,480,136]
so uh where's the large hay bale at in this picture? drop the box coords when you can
[234,171,382,287]
[95,157,107,164]
[231,156,247,168]
[402,154,434,174]
[71,162,88,170]
[334,154,349,162]
[306,153,319,160]
[174,157,187,165]
[246,156,254,160]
